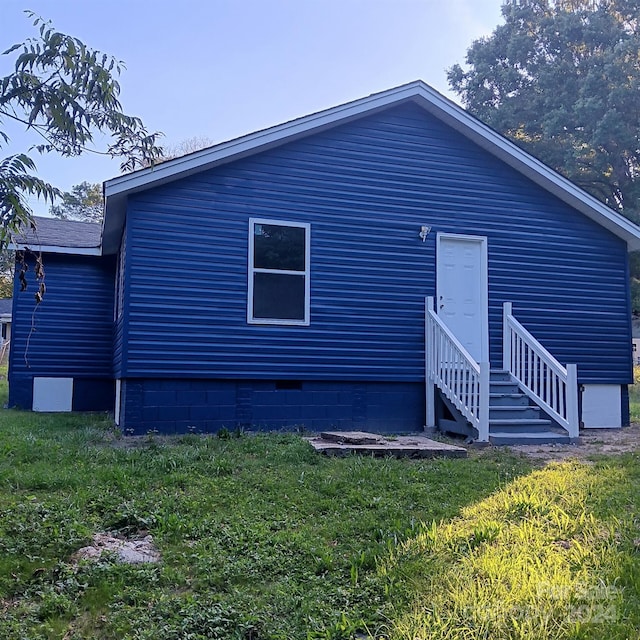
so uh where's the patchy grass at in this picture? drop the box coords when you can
[0,366,639,639]
[629,365,640,422]
[381,457,640,639]
[0,375,531,639]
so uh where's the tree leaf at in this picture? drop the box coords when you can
[1,12,162,237]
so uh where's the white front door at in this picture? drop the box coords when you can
[436,233,488,362]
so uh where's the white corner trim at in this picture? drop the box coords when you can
[33,377,73,412]
[581,384,622,428]
[115,379,122,426]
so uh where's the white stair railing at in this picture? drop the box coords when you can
[0,339,9,364]
[425,297,490,442]
[503,302,579,438]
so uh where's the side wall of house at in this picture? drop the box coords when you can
[116,102,631,433]
[9,253,115,411]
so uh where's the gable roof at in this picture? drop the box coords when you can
[12,217,102,256]
[103,79,640,253]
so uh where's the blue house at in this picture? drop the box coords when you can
[9,81,640,442]
[10,218,114,412]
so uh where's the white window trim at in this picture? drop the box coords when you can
[248,217,310,326]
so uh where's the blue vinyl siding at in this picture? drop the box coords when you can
[9,253,115,409]
[120,103,631,385]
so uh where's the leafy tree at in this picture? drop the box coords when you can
[0,250,14,298]
[448,0,640,221]
[50,181,103,223]
[0,12,162,246]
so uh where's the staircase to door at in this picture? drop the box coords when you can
[437,370,573,445]
[487,370,572,445]
[426,298,579,444]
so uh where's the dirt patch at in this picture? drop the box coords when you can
[502,424,640,462]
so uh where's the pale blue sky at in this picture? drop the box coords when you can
[1,0,505,215]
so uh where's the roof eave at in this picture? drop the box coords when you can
[8,242,102,256]
[104,81,427,197]
[102,79,640,253]
[101,82,429,254]
[410,90,640,251]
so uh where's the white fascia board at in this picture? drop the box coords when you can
[103,79,640,251]
[410,89,640,251]
[9,243,102,256]
[104,81,427,198]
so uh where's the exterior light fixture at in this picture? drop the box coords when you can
[419,225,431,242]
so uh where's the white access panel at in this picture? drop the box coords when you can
[32,377,73,412]
[581,384,621,428]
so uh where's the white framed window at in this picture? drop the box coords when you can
[248,218,310,325]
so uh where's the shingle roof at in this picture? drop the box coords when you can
[0,299,12,316]
[13,217,101,255]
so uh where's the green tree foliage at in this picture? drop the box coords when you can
[50,181,103,223]
[630,251,640,312]
[0,250,14,298]
[448,0,640,221]
[0,12,162,246]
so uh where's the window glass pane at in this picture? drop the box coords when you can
[254,224,305,271]
[253,273,305,320]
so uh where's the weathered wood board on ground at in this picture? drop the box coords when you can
[306,431,467,458]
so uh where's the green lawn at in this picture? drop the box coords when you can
[0,371,639,639]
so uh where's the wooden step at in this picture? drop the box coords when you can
[489,381,521,394]
[489,418,554,432]
[437,370,575,446]
[489,405,542,420]
[489,431,576,446]
[489,392,530,406]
